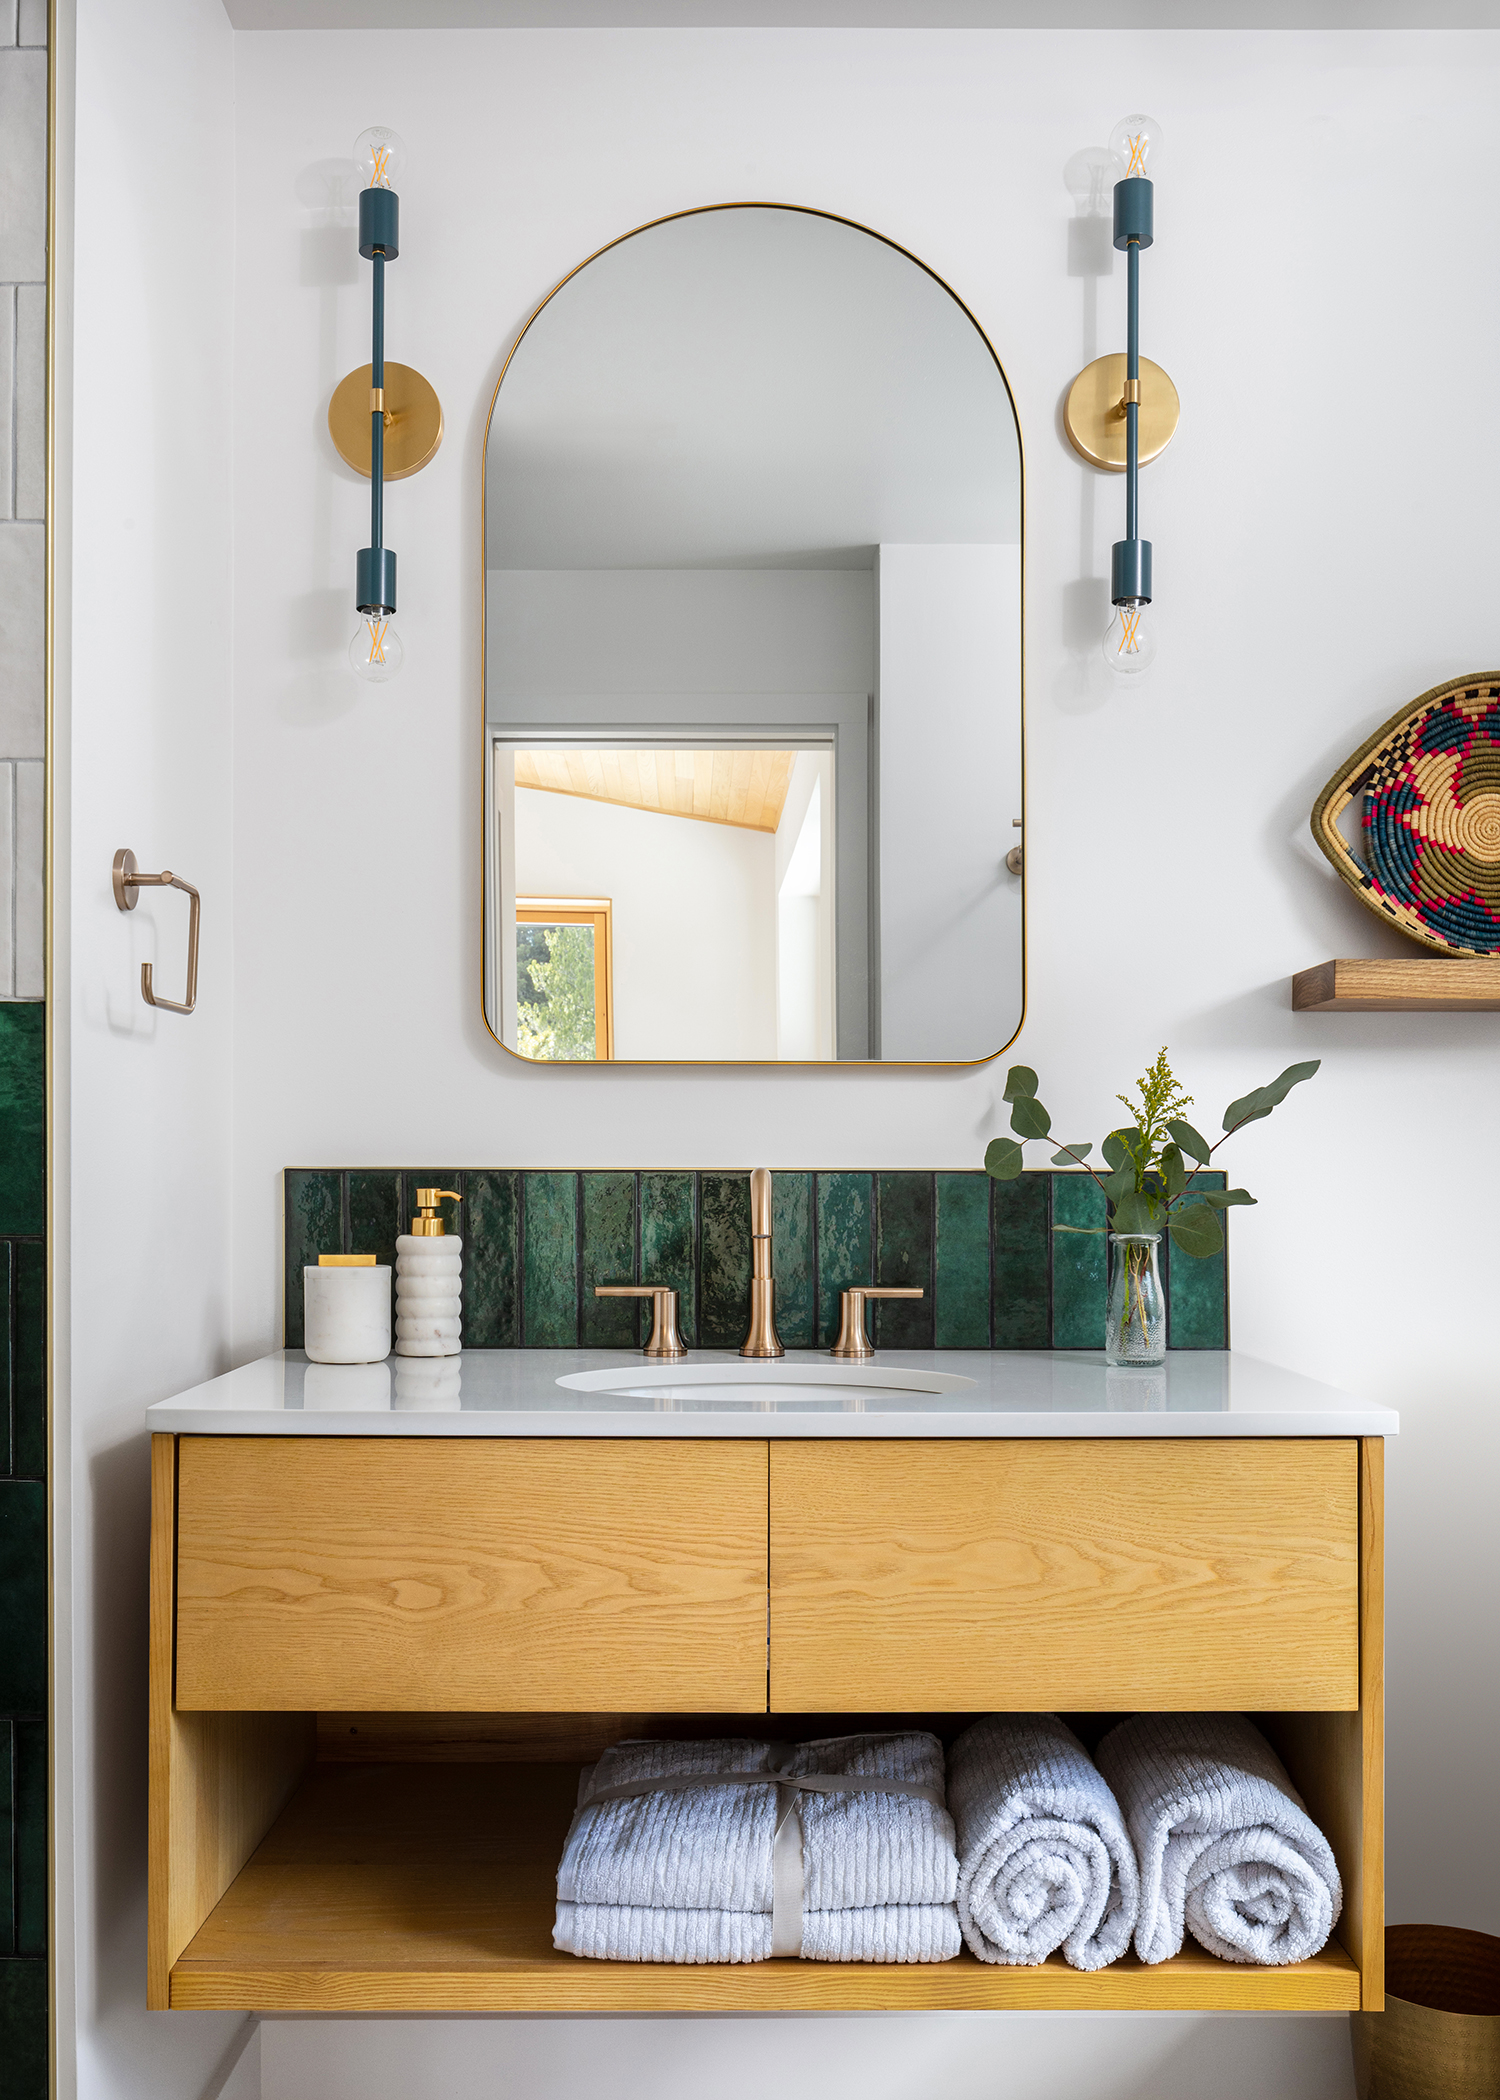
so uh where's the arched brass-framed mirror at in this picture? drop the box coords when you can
[482,203,1024,1065]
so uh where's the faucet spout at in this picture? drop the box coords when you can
[740,1167,784,1358]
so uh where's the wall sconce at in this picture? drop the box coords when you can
[327,126,444,682]
[1063,114,1179,679]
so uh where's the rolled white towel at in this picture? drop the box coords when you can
[555,1733,960,1964]
[1096,1713,1342,1967]
[948,1714,1138,1971]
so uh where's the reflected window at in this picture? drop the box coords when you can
[515,898,614,1061]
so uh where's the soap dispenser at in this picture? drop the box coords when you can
[395,1187,463,1358]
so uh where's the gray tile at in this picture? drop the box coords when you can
[0,526,43,759]
[0,3,17,45]
[0,289,13,520]
[0,765,14,996]
[14,287,43,522]
[0,52,46,280]
[13,763,40,998]
[16,0,44,45]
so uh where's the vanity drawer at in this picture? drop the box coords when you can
[174,1437,769,1712]
[769,1439,1359,1711]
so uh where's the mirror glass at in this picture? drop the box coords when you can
[483,204,1023,1063]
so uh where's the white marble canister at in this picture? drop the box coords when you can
[303,1265,392,1363]
[395,1233,463,1357]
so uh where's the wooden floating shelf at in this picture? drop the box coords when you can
[1293,957,1500,1012]
[168,1760,1361,2014]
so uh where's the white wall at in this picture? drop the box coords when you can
[59,2,241,2097]
[48,19,1500,2100]
[514,784,777,1059]
[876,542,1022,1059]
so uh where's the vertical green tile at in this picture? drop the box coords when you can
[815,1172,873,1347]
[0,1245,11,1478]
[874,1172,934,1348]
[1164,1169,1228,1349]
[0,1483,44,1711]
[993,1173,1050,1349]
[0,1004,44,1235]
[521,1172,579,1347]
[464,1170,521,1348]
[349,1171,402,1270]
[640,1173,697,1347]
[0,1721,12,1955]
[934,1172,990,1348]
[772,1171,814,1350]
[698,1174,751,1350]
[1051,1172,1108,1349]
[581,1173,639,1346]
[14,1719,43,1957]
[0,1959,47,2100]
[13,1245,43,1482]
[284,1169,342,1349]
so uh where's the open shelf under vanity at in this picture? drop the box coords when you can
[164,1748,1362,2013]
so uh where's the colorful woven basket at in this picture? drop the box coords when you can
[1311,672,1500,957]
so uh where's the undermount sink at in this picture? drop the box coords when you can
[555,1358,978,1406]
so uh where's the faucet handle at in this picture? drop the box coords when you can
[829,1286,923,1361]
[595,1284,687,1360]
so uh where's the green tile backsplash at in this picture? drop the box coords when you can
[285,1169,1228,1351]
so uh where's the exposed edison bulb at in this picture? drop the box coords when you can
[1063,145,1125,218]
[353,125,406,192]
[1103,600,1156,677]
[349,613,403,682]
[1108,113,1163,181]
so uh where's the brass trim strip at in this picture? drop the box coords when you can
[478,201,1027,1069]
[44,0,58,2090]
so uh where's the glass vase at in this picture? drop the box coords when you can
[1106,1232,1165,1366]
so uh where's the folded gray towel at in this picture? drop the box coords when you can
[1096,1713,1342,1966]
[555,1732,961,1964]
[948,1714,1138,1970]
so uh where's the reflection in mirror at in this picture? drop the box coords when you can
[483,205,1023,1063]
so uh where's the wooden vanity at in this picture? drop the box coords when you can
[146,1350,1391,2016]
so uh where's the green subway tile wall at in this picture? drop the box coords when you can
[0,1001,47,2096]
[285,1169,1228,1352]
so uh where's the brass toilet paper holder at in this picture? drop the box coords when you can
[113,848,200,1015]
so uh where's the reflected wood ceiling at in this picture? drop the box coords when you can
[515,749,797,833]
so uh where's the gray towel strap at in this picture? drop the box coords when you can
[576,1737,947,1961]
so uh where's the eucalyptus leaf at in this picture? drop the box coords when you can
[1201,1188,1257,1209]
[1222,1060,1320,1133]
[1111,1190,1156,1236]
[1102,1130,1137,1171]
[1053,1224,1107,1236]
[984,1137,1025,1181]
[1161,1144,1187,1198]
[1003,1065,1039,1102]
[1010,1095,1052,1140]
[1050,1142,1093,1166]
[1166,1118,1212,1165]
[1103,1162,1137,1201]
[1167,1203,1224,1258]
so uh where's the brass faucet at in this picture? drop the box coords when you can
[739,1167,784,1358]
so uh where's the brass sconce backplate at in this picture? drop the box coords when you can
[328,361,444,480]
[1064,353,1179,471]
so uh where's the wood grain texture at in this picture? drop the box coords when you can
[769,1441,1360,1711]
[148,1435,313,2007]
[169,1761,1360,2013]
[1260,1439,1385,2010]
[1292,957,1500,1011]
[174,1437,770,1712]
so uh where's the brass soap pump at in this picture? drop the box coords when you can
[409,1187,460,1237]
[395,1188,463,1359]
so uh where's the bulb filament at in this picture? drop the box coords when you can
[1123,130,1148,175]
[1117,606,1145,654]
[364,617,391,664]
[370,143,393,187]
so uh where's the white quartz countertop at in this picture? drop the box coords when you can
[144,1349,1397,1439]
